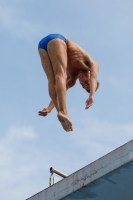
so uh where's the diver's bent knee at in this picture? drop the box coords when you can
[48,78,55,85]
[55,74,66,82]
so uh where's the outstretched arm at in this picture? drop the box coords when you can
[85,61,99,109]
[38,101,55,117]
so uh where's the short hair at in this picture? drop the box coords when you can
[86,80,100,93]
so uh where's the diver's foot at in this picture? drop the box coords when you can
[57,112,73,132]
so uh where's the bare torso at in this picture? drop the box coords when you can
[66,39,94,78]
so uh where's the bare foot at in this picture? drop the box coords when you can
[57,112,73,132]
[38,108,49,117]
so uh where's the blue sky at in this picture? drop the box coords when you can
[0,0,133,199]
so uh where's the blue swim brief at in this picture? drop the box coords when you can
[38,34,66,51]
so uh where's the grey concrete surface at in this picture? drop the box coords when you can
[26,140,133,200]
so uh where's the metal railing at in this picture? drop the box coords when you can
[49,167,67,186]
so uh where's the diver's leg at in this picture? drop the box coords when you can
[38,48,59,112]
[47,39,73,131]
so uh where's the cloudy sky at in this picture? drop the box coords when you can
[0,0,133,199]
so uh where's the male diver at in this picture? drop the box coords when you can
[38,34,99,132]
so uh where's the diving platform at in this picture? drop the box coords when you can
[26,139,133,200]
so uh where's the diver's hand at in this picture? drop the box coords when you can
[38,108,50,117]
[85,96,94,109]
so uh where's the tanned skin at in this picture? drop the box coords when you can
[38,38,99,132]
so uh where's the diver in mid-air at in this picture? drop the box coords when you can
[38,34,99,132]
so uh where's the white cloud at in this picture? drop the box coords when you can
[0,120,133,200]
[70,118,133,162]
[0,3,43,42]
[0,126,44,200]
[0,125,83,200]
[7,126,37,140]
